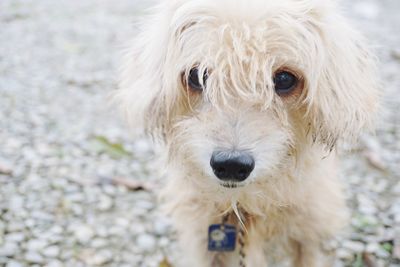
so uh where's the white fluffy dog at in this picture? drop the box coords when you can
[116,0,379,266]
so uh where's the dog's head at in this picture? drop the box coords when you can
[116,0,378,189]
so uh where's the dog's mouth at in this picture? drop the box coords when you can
[219,181,245,189]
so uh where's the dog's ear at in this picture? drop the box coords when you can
[115,2,188,140]
[304,9,380,148]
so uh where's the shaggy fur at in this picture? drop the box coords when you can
[115,0,379,266]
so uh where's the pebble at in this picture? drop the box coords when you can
[97,195,113,211]
[376,247,391,258]
[0,257,8,265]
[6,232,26,243]
[136,234,157,252]
[133,139,153,155]
[121,252,141,265]
[129,223,146,235]
[45,260,64,267]
[73,225,95,244]
[8,196,24,210]
[135,200,155,211]
[0,159,13,175]
[6,260,24,267]
[366,242,380,253]
[115,217,130,228]
[357,194,377,215]
[159,237,170,247]
[7,222,25,232]
[30,211,54,221]
[336,248,354,261]
[108,225,125,236]
[26,239,48,251]
[24,219,36,228]
[87,250,113,266]
[153,217,171,236]
[25,251,44,264]
[95,226,109,238]
[42,246,60,258]
[102,184,117,196]
[91,238,108,248]
[394,213,400,224]
[49,225,64,235]
[0,243,19,257]
[342,240,365,253]
[67,192,85,202]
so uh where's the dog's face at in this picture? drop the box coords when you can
[117,0,378,190]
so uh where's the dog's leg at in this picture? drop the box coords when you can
[170,208,231,266]
[243,226,268,267]
[288,155,347,267]
[290,240,324,267]
[176,220,214,267]
[288,202,342,267]
[291,239,337,267]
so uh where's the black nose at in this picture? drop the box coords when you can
[210,151,255,182]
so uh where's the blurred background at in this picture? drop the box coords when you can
[0,0,399,267]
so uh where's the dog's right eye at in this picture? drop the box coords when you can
[187,68,208,92]
[273,71,298,95]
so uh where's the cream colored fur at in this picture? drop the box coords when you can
[115,0,379,266]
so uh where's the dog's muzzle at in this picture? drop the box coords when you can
[210,150,255,183]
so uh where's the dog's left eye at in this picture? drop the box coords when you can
[187,68,208,92]
[273,71,298,95]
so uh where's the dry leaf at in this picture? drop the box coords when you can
[364,151,386,171]
[362,252,377,267]
[111,176,154,191]
[0,162,12,175]
[158,257,173,267]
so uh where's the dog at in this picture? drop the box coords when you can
[115,0,379,266]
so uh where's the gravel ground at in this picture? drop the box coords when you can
[0,0,399,267]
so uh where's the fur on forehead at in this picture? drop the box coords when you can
[116,0,378,146]
[170,0,331,108]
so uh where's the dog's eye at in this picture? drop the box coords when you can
[187,67,208,92]
[273,71,298,95]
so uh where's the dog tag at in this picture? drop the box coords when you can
[208,224,236,252]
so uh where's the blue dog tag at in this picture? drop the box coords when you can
[208,224,236,252]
